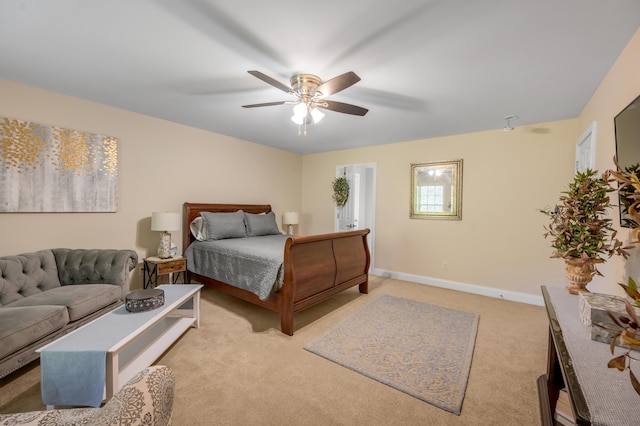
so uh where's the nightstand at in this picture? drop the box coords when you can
[143,256,186,289]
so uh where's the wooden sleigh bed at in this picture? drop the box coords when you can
[183,203,371,335]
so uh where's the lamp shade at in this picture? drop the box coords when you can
[151,212,181,232]
[282,211,299,225]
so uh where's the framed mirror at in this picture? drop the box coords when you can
[410,159,463,220]
[614,93,640,228]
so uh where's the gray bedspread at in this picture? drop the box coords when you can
[184,235,289,301]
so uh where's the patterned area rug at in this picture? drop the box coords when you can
[304,294,479,415]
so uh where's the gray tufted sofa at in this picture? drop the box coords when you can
[0,248,138,379]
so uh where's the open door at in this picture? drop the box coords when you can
[335,163,376,271]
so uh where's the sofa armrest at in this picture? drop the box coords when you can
[52,249,138,297]
[0,365,174,426]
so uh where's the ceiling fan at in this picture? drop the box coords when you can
[242,70,368,132]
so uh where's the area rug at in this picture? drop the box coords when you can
[304,294,479,415]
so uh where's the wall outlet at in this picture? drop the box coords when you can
[442,261,448,270]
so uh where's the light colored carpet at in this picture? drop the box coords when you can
[305,295,478,415]
[0,276,548,425]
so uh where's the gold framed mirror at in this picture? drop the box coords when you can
[410,159,463,220]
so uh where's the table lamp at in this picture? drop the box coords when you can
[282,211,299,236]
[151,212,181,258]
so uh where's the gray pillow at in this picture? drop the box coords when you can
[201,210,247,240]
[244,211,281,237]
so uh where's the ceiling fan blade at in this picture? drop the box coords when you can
[319,100,368,116]
[313,72,361,97]
[242,101,286,108]
[247,71,292,94]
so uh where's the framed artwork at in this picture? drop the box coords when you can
[0,116,118,212]
[410,159,463,220]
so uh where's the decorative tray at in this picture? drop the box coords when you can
[125,289,165,312]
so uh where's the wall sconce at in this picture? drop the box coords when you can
[151,212,181,258]
[282,211,299,236]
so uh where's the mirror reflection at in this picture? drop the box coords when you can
[614,94,640,228]
[411,160,462,220]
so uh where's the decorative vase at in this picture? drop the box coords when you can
[564,258,595,295]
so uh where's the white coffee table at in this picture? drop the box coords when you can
[38,283,202,407]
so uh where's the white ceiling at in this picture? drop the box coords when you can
[1,1,639,155]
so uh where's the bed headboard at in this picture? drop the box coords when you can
[182,203,273,250]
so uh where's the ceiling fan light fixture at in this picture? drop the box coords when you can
[291,102,308,125]
[291,113,305,125]
[293,102,307,117]
[310,107,325,123]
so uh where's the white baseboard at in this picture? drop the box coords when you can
[370,268,544,306]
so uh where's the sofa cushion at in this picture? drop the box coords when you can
[0,250,61,306]
[5,284,121,321]
[0,306,69,359]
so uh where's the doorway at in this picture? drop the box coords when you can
[335,163,376,271]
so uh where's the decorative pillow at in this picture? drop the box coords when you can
[189,217,207,241]
[244,211,281,237]
[201,211,247,240]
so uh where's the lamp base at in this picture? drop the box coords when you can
[157,231,173,259]
[287,224,295,236]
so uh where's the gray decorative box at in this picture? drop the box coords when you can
[125,289,165,312]
[578,291,640,346]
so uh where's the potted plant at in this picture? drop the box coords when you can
[541,169,630,294]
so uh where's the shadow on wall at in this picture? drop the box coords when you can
[130,217,156,291]
[131,216,183,290]
[531,127,551,134]
[137,216,158,257]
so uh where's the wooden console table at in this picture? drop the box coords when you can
[538,286,640,425]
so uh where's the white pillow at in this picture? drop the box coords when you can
[189,216,207,241]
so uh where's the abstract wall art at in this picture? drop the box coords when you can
[0,116,118,212]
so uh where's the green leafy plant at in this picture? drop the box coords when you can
[332,176,350,207]
[541,169,630,272]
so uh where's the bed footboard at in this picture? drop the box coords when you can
[279,229,370,335]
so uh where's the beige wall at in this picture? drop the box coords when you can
[0,79,302,288]
[302,120,578,302]
[580,28,640,295]
[302,28,640,302]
